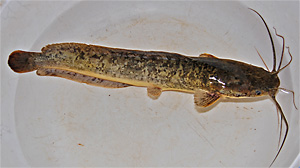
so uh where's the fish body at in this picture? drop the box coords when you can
[8,43,278,104]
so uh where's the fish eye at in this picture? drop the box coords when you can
[255,90,261,95]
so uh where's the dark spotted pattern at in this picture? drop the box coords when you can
[33,43,279,97]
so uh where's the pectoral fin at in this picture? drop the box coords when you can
[36,68,131,88]
[194,90,221,107]
[147,86,162,100]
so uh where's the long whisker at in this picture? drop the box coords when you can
[269,94,289,167]
[273,27,285,72]
[249,8,277,72]
[275,107,282,148]
[255,47,270,71]
[279,109,283,148]
[276,46,293,73]
[279,87,298,110]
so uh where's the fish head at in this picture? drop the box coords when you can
[213,66,280,98]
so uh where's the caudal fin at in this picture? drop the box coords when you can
[8,50,41,73]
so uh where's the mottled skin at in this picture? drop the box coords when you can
[27,43,279,98]
[6,42,286,167]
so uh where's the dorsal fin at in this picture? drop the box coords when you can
[199,53,218,58]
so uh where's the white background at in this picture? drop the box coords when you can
[1,1,299,167]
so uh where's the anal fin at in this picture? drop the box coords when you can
[36,68,131,88]
[147,86,162,100]
[194,90,220,107]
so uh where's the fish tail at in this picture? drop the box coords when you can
[8,50,41,73]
